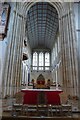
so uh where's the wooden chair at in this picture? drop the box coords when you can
[25,104,38,117]
[22,92,38,117]
[37,91,49,116]
[12,91,24,116]
[59,92,72,116]
[45,91,62,117]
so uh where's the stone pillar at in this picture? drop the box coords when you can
[59,3,78,96]
[10,13,22,95]
[12,14,23,93]
[59,17,64,88]
[67,4,78,96]
[2,4,17,97]
[2,3,25,97]
[78,2,80,110]
[20,15,26,87]
[12,11,25,94]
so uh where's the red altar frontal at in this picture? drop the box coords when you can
[21,89,62,105]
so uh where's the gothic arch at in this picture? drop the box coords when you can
[19,1,78,96]
[21,1,63,19]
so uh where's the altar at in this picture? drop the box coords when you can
[21,89,62,105]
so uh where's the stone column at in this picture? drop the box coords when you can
[19,16,26,87]
[67,3,78,96]
[77,2,80,110]
[2,4,18,97]
[59,3,78,96]
[10,12,23,95]
[59,17,64,88]
[2,3,25,97]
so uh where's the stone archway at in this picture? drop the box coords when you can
[21,1,78,96]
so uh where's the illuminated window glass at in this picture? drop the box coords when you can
[39,52,44,70]
[33,52,38,70]
[32,51,50,71]
[45,52,50,70]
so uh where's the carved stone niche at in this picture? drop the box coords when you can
[0,3,10,40]
[23,53,28,60]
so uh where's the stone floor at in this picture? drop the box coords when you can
[1,110,80,120]
[0,98,80,119]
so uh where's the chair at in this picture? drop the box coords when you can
[59,92,72,116]
[47,92,62,117]
[25,104,38,116]
[22,91,38,116]
[37,91,49,116]
[12,91,24,116]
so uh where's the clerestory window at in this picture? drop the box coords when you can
[32,52,38,70]
[32,51,50,71]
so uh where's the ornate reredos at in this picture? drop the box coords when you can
[37,74,45,81]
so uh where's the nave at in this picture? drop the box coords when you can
[0,1,80,119]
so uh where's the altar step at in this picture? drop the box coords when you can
[1,116,80,120]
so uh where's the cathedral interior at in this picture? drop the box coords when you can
[0,1,80,120]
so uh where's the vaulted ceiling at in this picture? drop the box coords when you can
[26,2,59,50]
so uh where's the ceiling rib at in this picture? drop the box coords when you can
[27,2,59,50]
